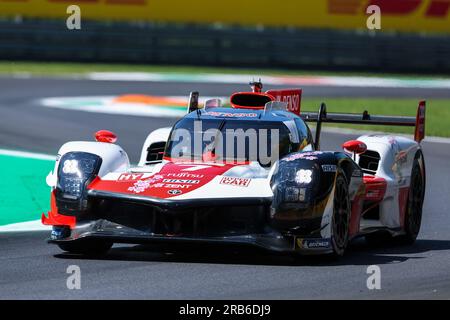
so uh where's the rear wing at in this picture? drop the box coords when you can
[301,101,426,150]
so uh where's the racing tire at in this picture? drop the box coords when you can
[397,151,426,245]
[58,239,113,256]
[330,170,351,257]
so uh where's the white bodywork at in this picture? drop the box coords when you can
[47,128,422,237]
[46,141,130,188]
[138,127,172,166]
[357,134,421,231]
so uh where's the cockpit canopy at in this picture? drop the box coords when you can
[165,114,313,167]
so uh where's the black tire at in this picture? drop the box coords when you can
[58,239,113,256]
[398,151,426,244]
[330,170,351,257]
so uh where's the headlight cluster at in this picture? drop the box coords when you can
[295,169,313,184]
[56,152,102,215]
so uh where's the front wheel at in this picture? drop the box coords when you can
[58,239,113,256]
[330,170,351,257]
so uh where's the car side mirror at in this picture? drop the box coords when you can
[342,140,367,160]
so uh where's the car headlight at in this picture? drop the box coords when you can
[295,169,313,184]
[56,152,102,215]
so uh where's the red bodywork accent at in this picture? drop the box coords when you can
[95,130,118,143]
[266,89,302,115]
[342,140,367,155]
[363,175,387,202]
[41,190,76,229]
[414,101,426,143]
[89,161,241,199]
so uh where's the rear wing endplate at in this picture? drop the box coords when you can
[187,91,200,113]
[266,89,302,116]
[301,101,426,150]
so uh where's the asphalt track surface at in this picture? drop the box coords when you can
[0,77,450,299]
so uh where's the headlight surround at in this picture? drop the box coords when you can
[56,152,102,215]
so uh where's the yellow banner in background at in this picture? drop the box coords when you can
[0,0,449,33]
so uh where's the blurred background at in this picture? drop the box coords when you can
[0,0,449,72]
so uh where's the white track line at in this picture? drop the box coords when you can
[0,220,50,232]
[85,72,450,89]
[9,72,450,89]
[0,149,55,161]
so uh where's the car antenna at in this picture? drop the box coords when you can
[249,79,263,93]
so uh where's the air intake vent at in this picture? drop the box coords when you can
[146,142,166,163]
[359,150,381,174]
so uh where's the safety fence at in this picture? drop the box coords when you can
[1,19,450,73]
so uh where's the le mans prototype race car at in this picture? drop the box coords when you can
[42,81,426,257]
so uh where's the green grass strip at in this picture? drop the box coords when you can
[0,155,52,226]
[0,61,447,79]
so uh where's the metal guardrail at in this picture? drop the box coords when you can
[1,19,449,73]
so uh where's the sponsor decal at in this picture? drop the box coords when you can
[285,187,307,202]
[128,180,152,194]
[118,173,145,181]
[163,184,193,189]
[266,89,302,115]
[296,238,331,249]
[322,164,337,173]
[168,189,182,195]
[220,177,251,187]
[127,179,195,194]
[207,111,258,118]
[283,151,323,162]
[163,179,200,184]
[92,161,237,198]
[167,173,204,179]
[285,187,299,202]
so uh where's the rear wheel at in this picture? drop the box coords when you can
[398,151,425,244]
[58,239,113,256]
[330,170,351,257]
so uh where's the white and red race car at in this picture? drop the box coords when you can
[42,81,426,257]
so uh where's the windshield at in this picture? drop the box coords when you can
[165,118,297,167]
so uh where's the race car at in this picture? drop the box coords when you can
[42,81,426,257]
